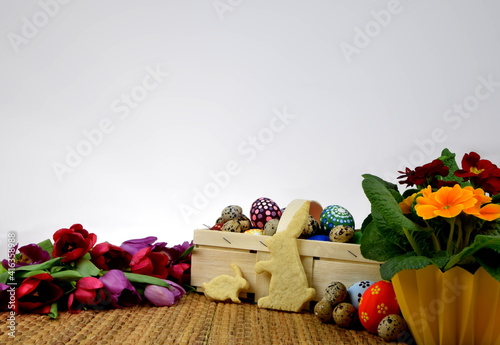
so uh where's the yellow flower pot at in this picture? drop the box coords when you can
[392,265,500,345]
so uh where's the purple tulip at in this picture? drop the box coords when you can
[144,280,186,307]
[0,283,10,311]
[100,270,141,308]
[120,236,158,256]
[2,244,50,269]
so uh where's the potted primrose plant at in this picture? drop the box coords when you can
[360,148,500,345]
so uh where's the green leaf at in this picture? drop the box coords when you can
[75,258,101,277]
[37,239,54,256]
[0,271,8,284]
[123,272,170,287]
[475,248,500,282]
[360,220,407,262]
[178,245,194,261]
[431,251,451,269]
[48,302,59,319]
[438,148,467,186]
[444,235,500,270]
[380,253,434,281]
[16,270,47,278]
[360,214,372,232]
[51,270,83,281]
[15,257,62,271]
[362,175,428,233]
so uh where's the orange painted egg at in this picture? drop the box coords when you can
[358,280,400,334]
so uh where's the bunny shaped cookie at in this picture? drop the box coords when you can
[255,199,316,312]
[203,263,249,303]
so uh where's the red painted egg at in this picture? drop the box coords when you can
[358,280,400,334]
[249,197,282,229]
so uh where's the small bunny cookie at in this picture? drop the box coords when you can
[203,263,249,303]
[255,199,316,312]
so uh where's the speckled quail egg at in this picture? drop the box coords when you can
[264,218,280,236]
[333,302,358,328]
[377,314,408,342]
[237,215,251,232]
[329,225,354,243]
[221,205,243,222]
[221,219,243,233]
[324,282,347,305]
[314,298,334,323]
[301,215,321,238]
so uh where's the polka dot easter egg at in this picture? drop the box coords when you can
[346,281,376,310]
[250,197,282,229]
[358,281,400,334]
[320,205,355,233]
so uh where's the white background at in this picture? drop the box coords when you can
[1,0,500,259]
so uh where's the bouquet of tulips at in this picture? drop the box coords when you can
[0,224,193,318]
[361,149,500,281]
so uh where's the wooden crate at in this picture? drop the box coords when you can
[191,229,381,303]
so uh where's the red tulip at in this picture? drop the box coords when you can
[130,247,169,279]
[17,273,63,314]
[52,224,97,262]
[68,277,108,313]
[90,242,132,270]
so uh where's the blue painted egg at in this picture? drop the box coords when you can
[308,235,330,241]
[320,205,355,232]
[346,280,376,309]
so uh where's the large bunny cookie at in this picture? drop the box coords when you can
[254,199,316,312]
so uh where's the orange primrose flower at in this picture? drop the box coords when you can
[463,186,500,221]
[415,185,477,219]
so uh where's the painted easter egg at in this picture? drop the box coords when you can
[250,197,282,229]
[358,281,400,334]
[346,280,376,310]
[320,205,355,233]
[308,235,330,242]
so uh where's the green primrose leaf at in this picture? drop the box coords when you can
[360,220,407,262]
[15,257,62,271]
[51,270,83,281]
[75,258,101,277]
[37,239,54,256]
[474,248,500,282]
[362,174,428,233]
[122,272,170,287]
[380,253,434,281]
[431,251,451,269]
[444,235,500,271]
